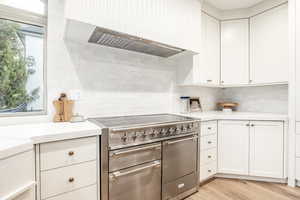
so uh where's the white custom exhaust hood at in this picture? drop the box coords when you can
[64,0,202,57]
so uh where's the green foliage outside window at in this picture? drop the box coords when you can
[0,20,39,112]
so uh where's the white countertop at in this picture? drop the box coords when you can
[0,121,101,160]
[177,111,288,121]
[0,112,288,160]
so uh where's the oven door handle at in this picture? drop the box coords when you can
[110,144,161,157]
[110,161,161,179]
[165,136,198,145]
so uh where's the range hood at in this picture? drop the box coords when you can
[88,27,185,58]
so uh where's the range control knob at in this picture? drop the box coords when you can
[175,127,181,134]
[161,128,168,135]
[121,133,127,142]
[154,129,161,137]
[182,125,188,132]
[169,127,175,134]
[150,131,156,138]
[132,133,137,141]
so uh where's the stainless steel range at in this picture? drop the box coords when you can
[90,114,200,200]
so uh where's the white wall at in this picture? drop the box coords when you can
[219,85,288,114]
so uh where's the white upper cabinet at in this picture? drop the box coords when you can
[221,19,249,85]
[249,121,284,178]
[64,0,202,53]
[218,120,250,175]
[250,4,288,84]
[199,12,220,85]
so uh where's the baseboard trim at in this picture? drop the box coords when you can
[215,173,287,183]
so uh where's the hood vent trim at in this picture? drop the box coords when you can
[88,27,185,58]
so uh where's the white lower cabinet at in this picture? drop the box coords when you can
[218,120,284,179]
[218,120,249,175]
[199,121,218,182]
[249,121,284,178]
[0,150,35,200]
[36,136,99,200]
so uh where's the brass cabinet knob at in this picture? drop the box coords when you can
[68,177,75,183]
[68,151,75,156]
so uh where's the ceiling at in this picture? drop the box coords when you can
[205,0,266,10]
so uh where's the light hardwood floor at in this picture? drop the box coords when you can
[187,178,300,200]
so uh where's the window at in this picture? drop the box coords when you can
[0,0,46,115]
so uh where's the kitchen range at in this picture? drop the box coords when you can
[90,114,200,200]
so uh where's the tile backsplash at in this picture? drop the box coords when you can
[219,85,288,114]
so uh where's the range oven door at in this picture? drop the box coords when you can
[109,160,161,200]
[162,135,198,199]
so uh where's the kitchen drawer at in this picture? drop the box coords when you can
[46,185,97,200]
[200,134,217,150]
[296,135,300,157]
[201,121,217,136]
[40,137,97,171]
[200,162,217,182]
[41,161,97,199]
[162,172,197,200]
[109,143,161,172]
[0,150,34,198]
[200,148,217,166]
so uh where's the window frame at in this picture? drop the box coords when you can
[0,2,48,117]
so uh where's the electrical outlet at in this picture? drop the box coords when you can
[69,90,81,101]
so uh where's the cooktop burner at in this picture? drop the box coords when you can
[91,114,194,128]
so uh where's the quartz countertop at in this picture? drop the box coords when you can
[0,121,101,160]
[176,111,288,122]
[0,112,288,160]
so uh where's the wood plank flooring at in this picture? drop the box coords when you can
[187,178,300,200]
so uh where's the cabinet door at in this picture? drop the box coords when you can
[218,120,249,175]
[249,121,284,178]
[221,19,249,85]
[250,4,288,84]
[199,12,220,85]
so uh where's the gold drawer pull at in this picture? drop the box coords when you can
[68,151,75,156]
[68,177,75,183]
